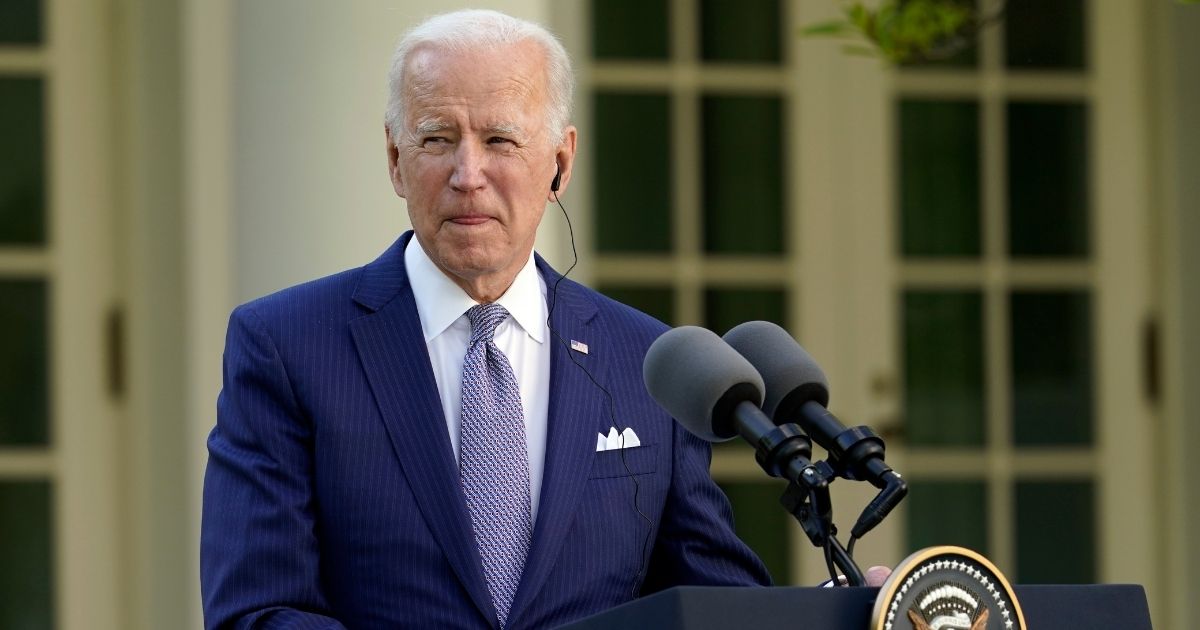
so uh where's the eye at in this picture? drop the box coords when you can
[487,136,515,145]
[422,136,448,146]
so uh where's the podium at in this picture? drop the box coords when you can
[555,584,1152,629]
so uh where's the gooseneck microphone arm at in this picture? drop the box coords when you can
[795,401,909,541]
[731,400,867,587]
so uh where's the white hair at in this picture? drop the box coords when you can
[385,10,575,142]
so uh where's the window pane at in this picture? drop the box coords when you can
[0,481,54,629]
[717,480,790,583]
[592,0,670,61]
[700,0,782,64]
[903,291,985,446]
[0,78,46,245]
[899,99,980,257]
[1011,291,1092,446]
[1005,0,1086,70]
[0,0,42,44]
[1008,101,1089,257]
[1016,480,1094,583]
[704,288,786,336]
[0,280,49,445]
[596,286,675,326]
[594,92,672,253]
[906,479,988,555]
[702,95,784,254]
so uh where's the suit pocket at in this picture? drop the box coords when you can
[588,444,657,479]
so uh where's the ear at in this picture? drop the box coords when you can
[547,125,578,201]
[385,124,406,198]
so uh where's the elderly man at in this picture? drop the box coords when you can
[201,9,771,630]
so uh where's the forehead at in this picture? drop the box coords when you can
[403,41,549,124]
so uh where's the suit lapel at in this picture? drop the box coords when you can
[507,260,607,623]
[348,233,497,626]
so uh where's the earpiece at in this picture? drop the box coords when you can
[550,163,562,192]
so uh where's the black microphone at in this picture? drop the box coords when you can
[723,321,907,540]
[642,326,815,482]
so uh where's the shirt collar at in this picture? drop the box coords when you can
[405,235,546,344]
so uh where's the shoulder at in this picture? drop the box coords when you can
[592,287,669,344]
[233,267,367,327]
[551,275,669,349]
[224,267,384,360]
[232,232,412,329]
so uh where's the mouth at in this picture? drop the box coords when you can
[447,214,493,226]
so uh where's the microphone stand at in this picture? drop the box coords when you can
[778,460,865,587]
[732,402,866,586]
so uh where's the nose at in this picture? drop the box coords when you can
[449,141,487,192]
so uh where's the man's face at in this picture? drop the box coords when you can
[387,41,576,299]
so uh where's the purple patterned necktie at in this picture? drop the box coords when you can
[460,303,532,628]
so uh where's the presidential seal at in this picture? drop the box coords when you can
[871,546,1025,630]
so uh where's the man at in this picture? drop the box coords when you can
[201,10,770,630]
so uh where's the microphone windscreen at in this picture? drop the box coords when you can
[723,321,830,421]
[643,326,765,442]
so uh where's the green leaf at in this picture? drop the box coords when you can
[801,0,988,65]
[802,20,853,36]
[847,4,871,30]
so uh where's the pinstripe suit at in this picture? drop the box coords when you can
[201,231,771,629]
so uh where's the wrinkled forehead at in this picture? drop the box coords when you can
[402,41,550,118]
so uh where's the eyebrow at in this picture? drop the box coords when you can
[486,123,522,136]
[412,120,527,138]
[415,120,451,134]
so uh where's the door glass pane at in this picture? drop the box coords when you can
[592,0,669,61]
[906,479,988,555]
[717,479,790,582]
[0,279,49,445]
[1016,480,1094,583]
[596,286,675,326]
[704,287,786,335]
[1008,101,1089,257]
[0,0,42,44]
[702,95,784,254]
[903,290,985,447]
[700,0,782,64]
[0,78,47,245]
[899,99,980,257]
[1005,0,1086,70]
[594,92,673,253]
[0,481,54,629]
[1010,291,1093,446]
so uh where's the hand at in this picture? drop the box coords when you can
[865,565,892,587]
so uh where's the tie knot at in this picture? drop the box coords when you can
[467,303,510,343]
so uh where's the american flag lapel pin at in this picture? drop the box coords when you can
[570,339,589,355]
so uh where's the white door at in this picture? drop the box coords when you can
[565,0,1160,615]
[0,0,122,627]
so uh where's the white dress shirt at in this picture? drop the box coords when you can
[404,236,551,522]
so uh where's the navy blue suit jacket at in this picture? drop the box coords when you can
[201,232,771,629]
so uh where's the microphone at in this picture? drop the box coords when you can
[723,321,907,540]
[642,326,814,481]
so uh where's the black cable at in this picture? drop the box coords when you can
[546,188,655,599]
[823,538,839,586]
[847,534,858,559]
[815,485,840,586]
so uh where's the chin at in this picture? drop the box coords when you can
[438,249,504,278]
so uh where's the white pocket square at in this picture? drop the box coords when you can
[595,426,641,451]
